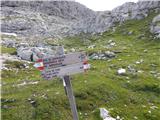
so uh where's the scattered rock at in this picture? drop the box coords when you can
[100,108,116,120]
[23,63,29,69]
[137,70,143,73]
[2,105,10,109]
[150,105,158,110]
[150,63,157,67]
[2,39,17,48]
[70,48,76,52]
[116,115,120,120]
[106,40,116,48]
[1,66,10,71]
[150,71,156,74]
[117,68,126,75]
[127,65,137,73]
[41,94,48,99]
[135,59,144,64]
[1,98,16,103]
[143,49,148,53]
[105,51,116,58]
[27,98,37,107]
[89,51,116,60]
[128,31,133,35]
[88,45,96,49]
[134,116,138,119]
[15,81,39,87]
[55,92,60,95]
[142,105,146,108]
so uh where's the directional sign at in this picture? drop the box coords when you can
[41,63,84,80]
[43,52,86,70]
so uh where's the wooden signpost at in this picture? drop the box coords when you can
[43,52,86,69]
[34,46,89,120]
[43,52,85,69]
[41,63,84,80]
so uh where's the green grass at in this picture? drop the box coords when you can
[1,12,160,120]
[1,46,17,55]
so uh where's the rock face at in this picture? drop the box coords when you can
[1,1,95,38]
[1,1,160,38]
[112,1,160,21]
[150,14,160,38]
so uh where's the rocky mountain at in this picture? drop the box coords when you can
[1,1,95,38]
[1,1,160,39]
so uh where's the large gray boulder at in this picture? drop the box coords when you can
[17,47,56,61]
[150,14,160,38]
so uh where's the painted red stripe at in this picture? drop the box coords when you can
[38,66,44,71]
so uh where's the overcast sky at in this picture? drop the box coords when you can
[75,0,139,11]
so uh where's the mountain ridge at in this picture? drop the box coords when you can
[1,1,160,39]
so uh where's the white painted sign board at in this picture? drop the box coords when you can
[43,52,85,69]
[41,63,84,80]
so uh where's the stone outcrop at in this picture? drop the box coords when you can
[17,47,55,61]
[150,14,160,38]
[1,1,160,38]
[1,1,95,38]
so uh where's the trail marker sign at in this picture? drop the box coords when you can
[39,52,86,80]
[41,63,84,80]
[34,49,90,120]
[43,52,86,70]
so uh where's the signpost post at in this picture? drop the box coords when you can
[63,76,79,120]
[34,46,90,120]
[60,46,79,120]
[34,46,85,120]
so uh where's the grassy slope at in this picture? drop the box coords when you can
[1,12,160,120]
[1,46,17,55]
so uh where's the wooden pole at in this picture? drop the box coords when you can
[64,76,79,120]
[59,46,79,120]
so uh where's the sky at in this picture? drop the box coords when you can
[75,0,139,11]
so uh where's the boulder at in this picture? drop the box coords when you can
[150,14,160,37]
[89,51,116,60]
[88,44,96,49]
[105,51,116,58]
[17,47,56,61]
[117,68,126,75]
[100,108,116,120]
